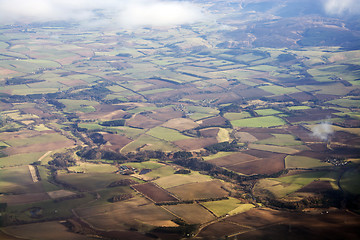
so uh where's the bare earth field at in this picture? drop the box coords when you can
[132,182,178,203]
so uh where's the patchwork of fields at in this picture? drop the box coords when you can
[0,1,360,239]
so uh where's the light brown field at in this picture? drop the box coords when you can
[164,203,216,224]
[167,180,229,201]
[162,118,199,131]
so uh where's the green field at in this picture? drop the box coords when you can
[68,162,118,173]
[121,134,179,152]
[147,127,192,142]
[223,112,251,121]
[285,156,331,169]
[0,152,46,167]
[255,109,282,116]
[56,172,134,191]
[259,85,299,95]
[58,99,99,112]
[341,168,360,195]
[248,143,299,154]
[201,197,254,217]
[231,116,286,128]
[255,134,303,146]
[5,133,69,147]
[120,160,164,170]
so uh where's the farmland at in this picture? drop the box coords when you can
[0,0,360,239]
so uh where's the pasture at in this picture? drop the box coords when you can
[164,203,216,224]
[285,155,331,169]
[146,127,191,142]
[231,116,286,128]
[201,197,254,217]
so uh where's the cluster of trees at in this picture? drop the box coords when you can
[107,179,137,187]
[48,152,76,169]
[205,141,245,153]
[108,193,133,203]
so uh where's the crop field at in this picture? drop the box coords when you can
[132,182,178,203]
[0,152,46,167]
[121,134,179,152]
[141,165,176,179]
[248,143,300,154]
[201,197,254,217]
[68,162,118,173]
[2,221,90,240]
[167,180,228,201]
[225,156,285,175]
[0,166,41,194]
[154,171,212,189]
[164,203,216,224]
[231,116,286,128]
[56,172,134,191]
[75,196,176,231]
[162,118,199,131]
[146,126,191,142]
[340,168,360,195]
[255,134,304,146]
[285,155,331,169]
[254,171,337,198]
[223,112,251,121]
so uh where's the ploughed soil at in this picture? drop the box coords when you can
[132,182,178,203]
[197,208,360,240]
[174,138,218,151]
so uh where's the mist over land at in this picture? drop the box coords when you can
[0,0,360,239]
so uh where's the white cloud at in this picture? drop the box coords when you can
[311,121,334,141]
[0,0,205,28]
[323,0,360,15]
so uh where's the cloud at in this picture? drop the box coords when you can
[0,0,205,28]
[311,121,334,141]
[323,0,360,15]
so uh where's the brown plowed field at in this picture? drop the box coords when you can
[199,116,228,128]
[126,115,163,129]
[226,157,285,175]
[103,133,132,149]
[132,182,178,203]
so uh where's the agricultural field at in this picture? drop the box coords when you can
[0,1,360,239]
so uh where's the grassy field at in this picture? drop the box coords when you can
[254,171,335,198]
[68,162,118,173]
[248,143,299,154]
[201,197,254,217]
[223,112,251,121]
[255,109,282,116]
[255,134,303,146]
[5,133,68,147]
[0,166,35,193]
[164,203,216,224]
[259,85,299,95]
[58,99,99,113]
[56,172,134,191]
[120,160,164,170]
[203,152,236,161]
[231,116,286,128]
[0,152,46,167]
[340,168,360,195]
[121,134,179,152]
[146,127,192,142]
[285,156,331,169]
[154,171,212,189]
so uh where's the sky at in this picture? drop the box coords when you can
[0,0,358,28]
[0,0,205,28]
